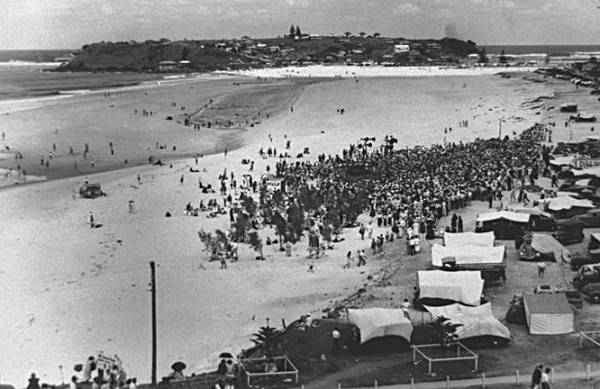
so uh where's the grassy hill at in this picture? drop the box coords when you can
[58,36,481,73]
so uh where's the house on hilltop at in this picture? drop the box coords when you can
[158,60,178,71]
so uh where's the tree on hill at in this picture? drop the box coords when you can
[499,49,507,64]
[359,32,366,38]
[248,230,264,260]
[230,211,250,242]
[373,32,381,38]
[251,320,281,357]
[289,24,295,37]
[432,316,462,347]
[295,25,302,37]
[272,211,288,249]
[198,229,229,260]
[478,48,488,64]
[344,31,352,38]
[287,203,305,240]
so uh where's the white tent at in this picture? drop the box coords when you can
[431,244,505,268]
[424,303,511,341]
[347,308,413,344]
[548,156,576,167]
[476,211,530,224]
[528,233,572,262]
[444,232,495,248]
[573,166,600,178]
[508,206,552,219]
[417,270,484,306]
[547,196,594,211]
[522,293,574,335]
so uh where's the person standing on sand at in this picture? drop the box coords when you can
[89,212,95,228]
[537,259,546,278]
[343,251,353,269]
[331,327,342,354]
[27,373,41,389]
[357,250,367,267]
[530,364,543,389]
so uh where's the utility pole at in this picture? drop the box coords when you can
[150,261,157,386]
[498,118,502,139]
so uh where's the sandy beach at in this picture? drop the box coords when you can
[1,66,592,386]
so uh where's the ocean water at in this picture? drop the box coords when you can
[0,50,165,101]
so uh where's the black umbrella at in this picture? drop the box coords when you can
[219,352,233,359]
[171,361,186,372]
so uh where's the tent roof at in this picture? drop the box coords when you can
[417,270,484,306]
[528,233,571,260]
[522,293,572,314]
[424,303,511,341]
[477,211,530,224]
[573,166,600,178]
[547,196,594,211]
[346,308,413,344]
[549,156,575,166]
[508,206,552,218]
[443,231,495,247]
[431,244,505,267]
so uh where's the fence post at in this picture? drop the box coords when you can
[410,377,415,389]
[446,375,450,389]
[481,372,486,388]
[516,369,520,386]
[587,364,591,381]
[551,367,555,384]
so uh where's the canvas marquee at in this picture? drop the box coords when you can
[522,293,574,335]
[476,211,530,224]
[424,303,511,341]
[431,244,505,268]
[417,270,484,306]
[527,233,572,262]
[443,231,495,248]
[546,196,594,211]
[347,308,413,344]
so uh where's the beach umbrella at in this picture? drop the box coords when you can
[171,361,186,372]
[219,352,234,359]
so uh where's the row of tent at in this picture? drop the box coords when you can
[345,227,575,353]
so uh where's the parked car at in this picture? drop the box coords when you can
[574,208,600,228]
[581,283,600,303]
[79,183,105,199]
[570,255,600,271]
[552,219,584,245]
[573,263,600,289]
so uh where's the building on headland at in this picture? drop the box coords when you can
[54,53,76,63]
[158,60,178,71]
[394,44,410,54]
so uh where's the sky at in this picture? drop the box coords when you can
[0,0,599,50]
